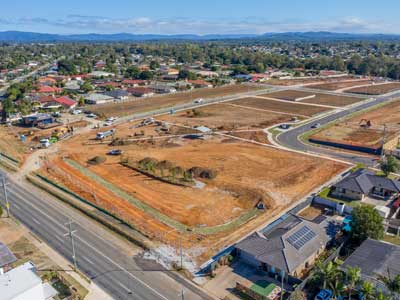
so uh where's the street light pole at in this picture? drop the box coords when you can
[64,219,78,271]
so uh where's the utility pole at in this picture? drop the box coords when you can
[181,289,184,300]
[64,219,78,271]
[1,176,10,218]
[179,230,183,270]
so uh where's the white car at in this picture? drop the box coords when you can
[71,109,82,115]
[87,113,97,118]
[103,121,113,127]
[311,123,321,129]
[194,98,204,104]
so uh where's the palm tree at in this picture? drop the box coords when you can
[314,261,339,289]
[379,271,400,298]
[361,281,375,300]
[346,267,361,299]
[329,273,345,300]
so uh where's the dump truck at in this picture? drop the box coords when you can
[96,129,116,140]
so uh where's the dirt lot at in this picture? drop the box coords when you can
[158,103,296,131]
[41,123,346,263]
[266,76,355,86]
[263,90,363,107]
[311,100,400,148]
[346,82,400,95]
[88,84,264,117]
[307,79,374,91]
[229,97,331,117]
[0,125,29,163]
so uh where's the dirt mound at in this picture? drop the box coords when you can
[189,167,218,179]
[88,156,106,165]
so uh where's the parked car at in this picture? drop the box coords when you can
[107,149,123,156]
[194,98,204,104]
[87,113,97,118]
[315,289,333,300]
[71,109,82,115]
[104,121,113,127]
[311,123,321,129]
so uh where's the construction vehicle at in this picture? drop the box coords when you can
[51,126,71,139]
[96,129,116,140]
[359,119,372,128]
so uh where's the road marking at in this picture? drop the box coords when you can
[55,236,64,244]
[84,256,95,265]
[7,185,169,300]
[118,282,132,293]
[76,236,169,300]
[32,218,41,225]
[12,203,20,210]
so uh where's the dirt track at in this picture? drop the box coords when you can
[347,82,400,95]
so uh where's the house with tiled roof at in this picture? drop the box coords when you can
[331,168,400,201]
[235,215,338,282]
[55,96,77,110]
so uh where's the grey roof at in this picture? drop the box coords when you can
[103,89,129,98]
[85,93,115,101]
[236,216,336,273]
[0,243,16,268]
[341,239,400,279]
[334,169,400,194]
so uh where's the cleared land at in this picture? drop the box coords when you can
[40,120,346,263]
[266,76,355,86]
[0,125,29,164]
[311,100,400,148]
[230,97,331,117]
[261,90,363,107]
[346,82,400,95]
[88,84,264,117]
[307,79,374,91]
[159,103,298,131]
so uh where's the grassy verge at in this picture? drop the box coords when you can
[383,235,400,246]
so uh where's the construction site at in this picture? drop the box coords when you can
[310,99,400,154]
[34,107,347,267]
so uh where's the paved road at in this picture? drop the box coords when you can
[0,171,209,300]
[277,91,400,166]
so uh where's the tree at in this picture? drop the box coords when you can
[178,69,197,80]
[329,272,345,300]
[313,261,339,290]
[149,60,160,70]
[125,66,140,79]
[81,81,93,93]
[380,156,399,177]
[58,59,77,75]
[290,290,306,300]
[346,267,361,299]
[1,97,14,122]
[350,206,384,245]
[361,281,375,300]
[139,70,154,80]
[379,273,400,299]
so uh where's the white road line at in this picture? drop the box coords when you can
[55,236,64,244]
[8,186,169,300]
[12,203,20,210]
[84,256,95,265]
[118,282,132,293]
[32,217,41,225]
[76,236,169,300]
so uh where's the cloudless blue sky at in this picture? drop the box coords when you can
[0,0,399,34]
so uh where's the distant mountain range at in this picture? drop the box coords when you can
[1,31,400,42]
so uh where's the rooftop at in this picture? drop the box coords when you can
[0,243,16,268]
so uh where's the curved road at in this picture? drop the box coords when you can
[277,91,400,167]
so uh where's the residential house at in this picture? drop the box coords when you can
[127,87,154,98]
[0,243,17,273]
[341,239,400,289]
[55,96,77,110]
[103,89,129,101]
[188,80,213,88]
[64,80,81,92]
[122,79,146,87]
[331,168,400,201]
[33,85,62,95]
[149,84,176,94]
[195,70,219,78]
[0,262,58,300]
[84,93,115,105]
[235,215,338,283]
[21,114,54,127]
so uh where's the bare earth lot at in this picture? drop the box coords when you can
[311,100,400,148]
[0,125,29,163]
[307,79,374,91]
[266,76,354,86]
[88,84,264,117]
[230,97,331,117]
[263,90,363,107]
[347,82,400,95]
[40,120,346,264]
[159,103,297,131]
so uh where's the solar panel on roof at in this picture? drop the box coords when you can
[286,225,317,250]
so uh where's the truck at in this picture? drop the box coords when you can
[96,129,116,140]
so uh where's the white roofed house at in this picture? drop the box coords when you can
[84,93,115,105]
[0,262,58,300]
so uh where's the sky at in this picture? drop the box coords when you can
[0,0,399,35]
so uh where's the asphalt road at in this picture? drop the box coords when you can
[277,91,400,166]
[0,171,209,300]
